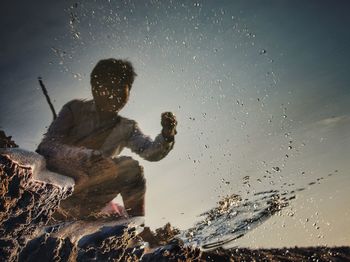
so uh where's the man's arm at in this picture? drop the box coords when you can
[38,100,88,163]
[126,113,177,162]
[37,100,105,183]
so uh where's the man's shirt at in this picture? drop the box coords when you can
[37,99,175,172]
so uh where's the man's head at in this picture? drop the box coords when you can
[90,58,136,114]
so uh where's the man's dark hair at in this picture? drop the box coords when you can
[90,58,136,90]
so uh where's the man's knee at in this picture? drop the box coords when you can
[130,162,146,190]
[113,156,146,189]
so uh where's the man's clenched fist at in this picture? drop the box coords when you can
[161,112,177,140]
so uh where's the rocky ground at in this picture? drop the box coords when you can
[1,130,349,261]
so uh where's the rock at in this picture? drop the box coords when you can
[0,130,18,148]
[0,148,74,261]
[139,223,181,248]
[19,218,145,262]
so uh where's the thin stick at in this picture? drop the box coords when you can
[38,77,57,120]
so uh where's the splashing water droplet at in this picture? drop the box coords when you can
[259,49,267,55]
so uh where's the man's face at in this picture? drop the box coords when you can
[92,82,130,113]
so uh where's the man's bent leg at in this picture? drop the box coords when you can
[56,156,146,219]
[112,156,146,217]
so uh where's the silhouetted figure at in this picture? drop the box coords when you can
[37,59,177,219]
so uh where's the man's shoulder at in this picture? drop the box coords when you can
[63,99,93,112]
[118,115,137,126]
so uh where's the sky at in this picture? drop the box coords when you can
[1,0,350,248]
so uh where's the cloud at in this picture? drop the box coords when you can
[315,115,350,127]
[295,114,350,140]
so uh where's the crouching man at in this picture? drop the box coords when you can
[37,58,177,219]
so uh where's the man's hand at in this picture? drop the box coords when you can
[81,149,104,168]
[82,150,116,174]
[89,150,104,164]
[161,112,177,141]
[77,149,118,191]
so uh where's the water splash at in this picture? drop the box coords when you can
[179,190,296,250]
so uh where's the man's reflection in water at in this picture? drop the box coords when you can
[37,58,177,219]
